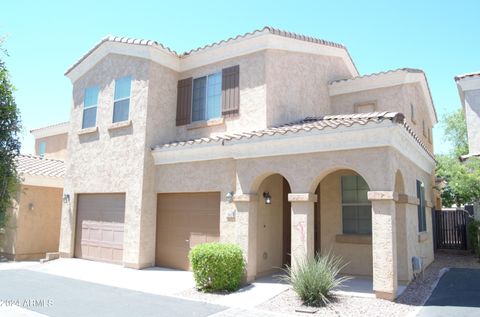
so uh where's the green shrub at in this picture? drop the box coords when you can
[189,243,245,292]
[280,252,350,307]
[468,220,480,256]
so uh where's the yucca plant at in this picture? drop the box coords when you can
[280,252,351,306]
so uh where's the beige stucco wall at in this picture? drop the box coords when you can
[59,54,156,268]
[176,51,267,140]
[265,50,352,127]
[0,185,62,260]
[317,170,373,276]
[35,133,68,160]
[256,174,284,275]
[330,83,434,153]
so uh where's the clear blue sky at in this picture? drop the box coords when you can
[2,0,479,154]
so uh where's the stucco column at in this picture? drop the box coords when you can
[368,191,398,301]
[234,194,257,283]
[288,193,316,269]
[58,193,75,258]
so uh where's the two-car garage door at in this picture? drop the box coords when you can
[156,192,220,270]
[75,194,125,264]
[74,192,219,270]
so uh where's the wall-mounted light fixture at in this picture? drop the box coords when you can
[225,191,234,203]
[263,192,272,205]
[63,194,70,204]
[28,203,34,211]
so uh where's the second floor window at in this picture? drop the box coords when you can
[341,175,372,235]
[113,76,131,123]
[82,86,99,129]
[192,72,221,122]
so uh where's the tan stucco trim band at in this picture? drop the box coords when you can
[425,201,434,208]
[233,194,258,202]
[418,232,429,243]
[288,193,317,202]
[397,194,420,205]
[368,191,398,201]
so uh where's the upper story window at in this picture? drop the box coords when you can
[82,86,99,129]
[416,180,427,232]
[341,175,371,235]
[192,72,222,122]
[39,141,46,156]
[410,103,416,123]
[113,76,131,123]
[422,120,426,137]
[428,127,432,143]
[176,65,240,126]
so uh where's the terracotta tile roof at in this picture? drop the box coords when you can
[329,68,424,85]
[16,154,65,178]
[455,72,480,81]
[182,26,346,56]
[65,26,355,75]
[153,112,434,159]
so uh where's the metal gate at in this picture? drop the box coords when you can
[433,209,470,250]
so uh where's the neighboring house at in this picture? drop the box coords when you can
[0,125,66,260]
[455,72,480,220]
[30,122,69,160]
[59,27,437,300]
[455,72,480,161]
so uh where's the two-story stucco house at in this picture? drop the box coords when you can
[59,27,437,300]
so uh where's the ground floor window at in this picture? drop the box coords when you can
[341,175,371,234]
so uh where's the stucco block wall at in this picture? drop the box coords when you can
[1,185,62,260]
[330,83,434,153]
[60,54,156,267]
[35,133,68,160]
[318,170,373,276]
[176,51,267,140]
[464,89,480,153]
[265,50,352,127]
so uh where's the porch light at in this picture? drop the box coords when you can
[225,192,234,203]
[263,192,272,205]
[63,194,70,204]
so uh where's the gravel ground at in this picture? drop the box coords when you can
[258,251,480,316]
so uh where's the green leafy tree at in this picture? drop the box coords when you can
[0,40,21,229]
[436,108,480,207]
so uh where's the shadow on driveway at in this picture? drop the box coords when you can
[417,268,480,317]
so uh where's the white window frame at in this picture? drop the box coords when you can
[112,76,131,123]
[191,72,222,122]
[82,86,99,129]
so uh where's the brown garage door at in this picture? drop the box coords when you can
[75,194,125,264]
[156,192,220,270]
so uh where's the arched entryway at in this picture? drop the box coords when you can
[255,173,291,276]
[311,168,373,277]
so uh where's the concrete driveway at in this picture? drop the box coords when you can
[0,269,226,317]
[417,268,480,317]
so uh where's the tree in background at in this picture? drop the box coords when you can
[0,39,21,229]
[436,108,480,207]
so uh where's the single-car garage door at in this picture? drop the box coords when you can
[156,192,220,270]
[75,194,125,264]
